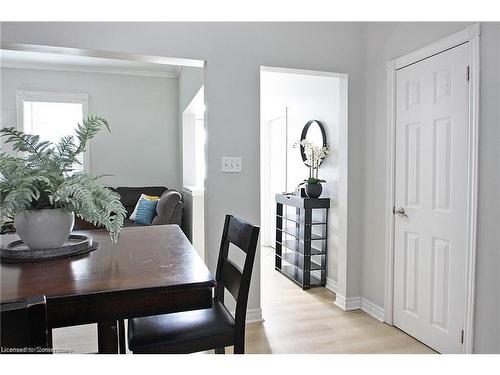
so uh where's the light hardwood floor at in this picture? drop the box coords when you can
[53,246,434,354]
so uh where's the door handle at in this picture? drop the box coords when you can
[394,207,408,218]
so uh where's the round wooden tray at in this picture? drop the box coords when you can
[0,235,99,263]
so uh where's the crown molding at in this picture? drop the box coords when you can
[1,61,180,78]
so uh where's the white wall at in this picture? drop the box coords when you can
[361,22,500,353]
[0,22,367,323]
[0,67,180,189]
[178,66,204,190]
[178,66,204,113]
[260,70,341,282]
[182,112,197,186]
[182,86,205,187]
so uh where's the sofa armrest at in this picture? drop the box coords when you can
[152,190,183,226]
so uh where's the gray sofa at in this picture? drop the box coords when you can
[116,186,183,227]
[74,186,183,230]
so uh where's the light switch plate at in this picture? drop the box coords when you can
[221,157,242,173]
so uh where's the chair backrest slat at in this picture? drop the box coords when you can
[226,217,255,253]
[221,258,242,301]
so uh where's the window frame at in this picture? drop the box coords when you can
[16,90,90,172]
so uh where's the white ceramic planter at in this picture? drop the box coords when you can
[14,209,75,250]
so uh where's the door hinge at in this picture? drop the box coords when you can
[392,206,396,214]
[461,330,464,344]
[466,66,470,82]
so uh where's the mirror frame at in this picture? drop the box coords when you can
[299,120,327,166]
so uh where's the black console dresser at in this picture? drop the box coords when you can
[275,193,330,290]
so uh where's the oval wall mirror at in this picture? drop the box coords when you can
[299,120,327,166]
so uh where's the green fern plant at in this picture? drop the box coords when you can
[0,115,126,242]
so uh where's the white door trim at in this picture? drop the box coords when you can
[384,23,480,354]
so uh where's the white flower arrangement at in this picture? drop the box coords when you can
[293,139,329,180]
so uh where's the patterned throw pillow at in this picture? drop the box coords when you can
[134,198,159,225]
[129,194,160,220]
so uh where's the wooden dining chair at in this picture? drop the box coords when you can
[1,295,49,353]
[128,214,260,354]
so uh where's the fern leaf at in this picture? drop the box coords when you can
[0,127,54,160]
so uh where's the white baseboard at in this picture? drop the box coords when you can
[333,293,346,309]
[328,279,360,311]
[246,308,264,324]
[324,277,385,321]
[326,277,338,293]
[345,296,361,310]
[334,294,361,311]
[229,308,263,324]
[360,298,385,322]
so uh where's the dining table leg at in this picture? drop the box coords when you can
[97,320,119,353]
[118,319,127,354]
[47,328,53,353]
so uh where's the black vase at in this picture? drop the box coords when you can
[305,183,322,198]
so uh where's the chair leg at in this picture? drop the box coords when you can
[233,339,244,354]
[47,328,53,351]
[215,347,225,354]
[118,319,126,354]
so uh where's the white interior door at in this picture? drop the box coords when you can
[393,43,469,353]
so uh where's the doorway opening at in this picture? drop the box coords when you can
[259,66,348,319]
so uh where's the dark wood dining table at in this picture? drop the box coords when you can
[0,225,216,353]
